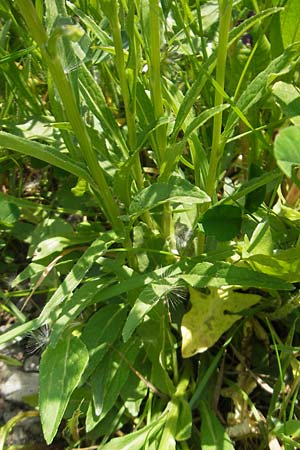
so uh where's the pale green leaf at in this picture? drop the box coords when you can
[87,340,139,431]
[0,233,115,346]
[0,198,20,226]
[181,287,261,357]
[175,398,192,441]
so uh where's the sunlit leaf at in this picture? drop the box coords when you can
[39,334,89,444]
[274,125,300,187]
[129,175,210,218]
[280,0,300,48]
[0,198,20,226]
[100,416,166,450]
[181,286,261,357]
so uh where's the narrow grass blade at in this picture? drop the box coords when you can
[0,131,96,188]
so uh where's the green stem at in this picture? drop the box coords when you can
[103,1,144,191]
[17,0,123,232]
[205,0,232,201]
[149,0,167,165]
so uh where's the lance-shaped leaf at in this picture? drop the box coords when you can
[129,175,210,219]
[122,282,175,342]
[39,335,89,444]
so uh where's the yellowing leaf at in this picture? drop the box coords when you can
[181,287,261,358]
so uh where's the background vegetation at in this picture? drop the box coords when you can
[1,0,300,449]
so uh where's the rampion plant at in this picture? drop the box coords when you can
[1,0,300,449]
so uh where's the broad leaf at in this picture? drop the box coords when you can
[39,334,89,444]
[274,125,300,187]
[0,233,115,346]
[280,0,300,48]
[50,278,106,345]
[139,317,176,396]
[180,261,293,290]
[246,248,300,283]
[129,175,210,218]
[201,205,242,241]
[175,398,192,441]
[272,81,300,125]
[0,198,20,226]
[181,286,261,357]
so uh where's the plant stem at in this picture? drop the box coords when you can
[17,0,123,232]
[103,0,144,191]
[205,0,233,201]
[149,0,167,165]
[101,0,155,237]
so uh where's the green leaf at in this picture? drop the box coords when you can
[280,0,300,48]
[200,401,234,450]
[224,42,300,137]
[273,419,300,439]
[201,205,242,241]
[122,283,172,342]
[79,64,129,159]
[50,278,106,345]
[120,370,148,417]
[175,398,192,441]
[81,304,127,380]
[244,164,266,213]
[274,125,300,187]
[219,169,282,206]
[172,8,283,140]
[39,334,89,444]
[181,286,261,357]
[160,104,229,181]
[129,175,210,218]
[0,198,20,226]
[100,416,165,450]
[0,131,96,188]
[246,248,300,283]
[139,317,176,396]
[38,234,115,325]
[272,81,300,125]
[180,261,293,291]
[86,339,139,431]
[157,399,178,450]
[0,233,115,346]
